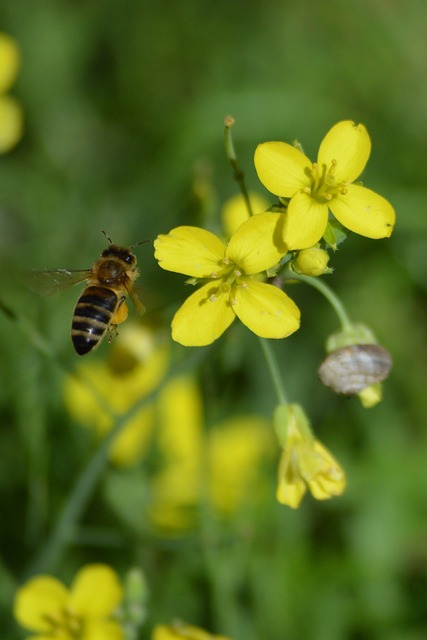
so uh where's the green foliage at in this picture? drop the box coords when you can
[1,1,427,639]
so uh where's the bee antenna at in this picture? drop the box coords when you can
[129,239,151,249]
[102,230,113,244]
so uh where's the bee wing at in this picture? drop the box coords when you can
[22,269,92,297]
[128,284,146,315]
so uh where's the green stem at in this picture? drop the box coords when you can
[258,337,288,405]
[224,116,254,217]
[285,270,353,331]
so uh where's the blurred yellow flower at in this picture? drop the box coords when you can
[63,324,169,466]
[274,404,346,508]
[0,32,20,93]
[14,564,124,640]
[153,622,231,640]
[254,120,395,250]
[148,376,203,532]
[148,376,273,533]
[207,416,274,515]
[0,32,23,152]
[154,214,299,346]
[221,191,270,238]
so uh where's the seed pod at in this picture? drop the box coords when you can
[318,344,392,395]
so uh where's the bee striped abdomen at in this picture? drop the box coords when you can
[71,285,118,355]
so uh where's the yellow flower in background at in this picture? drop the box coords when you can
[254,120,395,250]
[221,191,270,238]
[207,416,274,516]
[148,376,204,532]
[274,404,346,508]
[154,213,300,346]
[0,32,23,153]
[63,324,169,466]
[148,376,274,533]
[153,622,231,640]
[14,564,124,640]
[0,33,20,93]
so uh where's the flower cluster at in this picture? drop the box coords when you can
[63,324,274,530]
[14,564,124,640]
[13,564,229,640]
[0,32,23,153]
[154,213,300,347]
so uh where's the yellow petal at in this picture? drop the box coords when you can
[153,623,231,640]
[82,620,124,640]
[157,376,203,462]
[0,95,23,153]
[109,405,155,467]
[0,33,20,92]
[69,564,123,618]
[283,192,329,250]
[154,227,227,278]
[254,141,311,197]
[276,449,307,508]
[233,280,300,339]
[226,212,286,274]
[208,416,273,515]
[317,120,371,183]
[330,184,395,239]
[221,191,270,238]
[13,576,69,632]
[304,441,346,500]
[171,282,235,346]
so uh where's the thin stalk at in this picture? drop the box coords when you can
[285,270,353,331]
[258,337,288,405]
[224,116,254,217]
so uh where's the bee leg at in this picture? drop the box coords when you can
[108,297,128,343]
[108,324,119,343]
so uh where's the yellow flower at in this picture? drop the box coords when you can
[0,33,23,153]
[221,191,270,238]
[153,622,231,640]
[0,32,20,93]
[148,377,274,533]
[148,376,203,532]
[207,416,274,516]
[63,324,169,466]
[274,404,346,508]
[14,564,124,640]
[254,120,395,250]
[154,213,300,346]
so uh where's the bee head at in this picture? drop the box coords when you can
[101,245,136,266]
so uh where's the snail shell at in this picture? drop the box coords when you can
[318,344,392,395]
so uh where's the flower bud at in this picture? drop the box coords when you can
[293,247,331,276]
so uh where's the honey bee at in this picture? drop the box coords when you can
[27,234,145,355]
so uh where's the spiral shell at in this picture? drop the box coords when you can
[318,344,392,395]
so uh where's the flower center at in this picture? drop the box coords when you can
[43,608,84,639]
[304,160,348,203]
[207,259,247,305]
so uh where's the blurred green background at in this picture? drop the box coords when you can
[1,1,427,638]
